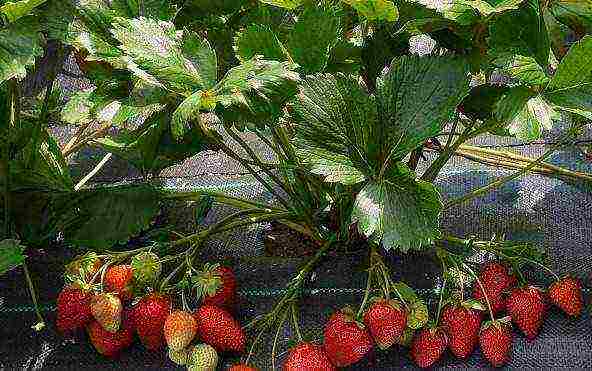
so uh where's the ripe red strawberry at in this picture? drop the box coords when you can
[104,265,134,302]
[363,299,407,350]
[548,276,584,317]
[507,286,546,340]
[228,365,259,371]
[472,262,517,315]
[441,304,483,359]
[91,293,122,333]
[164,310,197,351]
[56,285,93,334]
[133,293,171,350]
[194,305,245,353]
[323,307,373,367]
[479,319,512,367]
[283,342,336,371]
[195,264,237,311]
[410,327,448,368]
[86,309,134,357]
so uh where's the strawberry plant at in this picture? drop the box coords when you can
[0,0,590,368]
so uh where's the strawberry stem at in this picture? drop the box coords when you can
[291,303,303,342]
[23,262,45,331]
[356,253,374,318]
[462,263,495,321]
[271,310,289,370]
[435,274,446,326]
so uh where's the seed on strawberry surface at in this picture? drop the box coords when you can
[479,319,513,367]
[548,276,584,317]
[164,310,197,351]
[507,286,546,340]
[283,342,336,371]
[187,343,218,371]
[410,327,448,368]
[323,307,373,367]
[363,298,407,350]
[168,347,191,366]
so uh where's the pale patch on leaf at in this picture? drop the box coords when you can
[343,0,399,22]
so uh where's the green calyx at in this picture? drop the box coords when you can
[192,263,223,300]
[131,251,162,284]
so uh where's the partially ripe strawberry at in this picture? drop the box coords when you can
[441,304,483,359]
[56,285,93,334]
[228,365,259,371]
[104,265,133,302]
[169,347,191,366]
[133,293,171,350]
[164,310,197,351]
[90,293,122,333]
[194,305,245,353]
[323,307,373,367]
[472,262,517,315]
[507,286,546,340]
[410,327,448,368]
[479,319,512,367]
[65,252,102,283]
[363,299,407,350]
[283,342,336,371]
[548,276,584,317]
[195,264,237,311]
[86,309,134,358]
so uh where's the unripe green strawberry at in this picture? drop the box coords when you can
[363,298,407,350]
[90,293,122,333]
[57,285,93,334]
[164,310,197,351]
[194,305,245,353]
[168,347,191,366]
[104,265,134,302]
[131,252,162,284]
[187,344,218,371]
[283,342,336,371]
[548,276,584,317]
[410,327,448,368]
[507,286,546,340]
[323,307,373,367]
[479,319,513,367]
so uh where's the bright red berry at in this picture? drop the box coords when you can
[472,262,517,315]
[507,286,546,340]
[86,309,134,358]
[104,265,134,302]
[195,264,237,311]
[441,305,483,359]
[56,285,93,334]
[164,310,198,351]
[410,327,448,368]
[548,276,584,317]
[283,342,336,371]
[228,365,259,371]
[479,320,512,367]
[194,305,245,353]
[363,299,407,350]
[323,307,373,367]
[132,293,171,350]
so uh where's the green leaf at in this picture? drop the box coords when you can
[499,55,550,86]
[460,84,510,121]
[0,239,26,275]
[548,0,592,35]
[171,90,203,141]
[0,0,46,24]
[507,95,557,141]
[111,0,178,20]
[62,184,161,250]
[182,31,217,90]
[343,0,399,21]
[292,73,377,183]
[0,18,43,82]
[487,0,550,68]
[544,35,592,112]
[287,6,341,74]
[376,55,470,161]
[111,17,215,94]
[351,174,442,251]
[215,57,300,127]
[234,24,287,63]
[61,91,94,125]
[443,0,525,24]
[392,281,419,303]
[258,0,303,9]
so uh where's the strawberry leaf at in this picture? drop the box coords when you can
[0,239,26,275]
